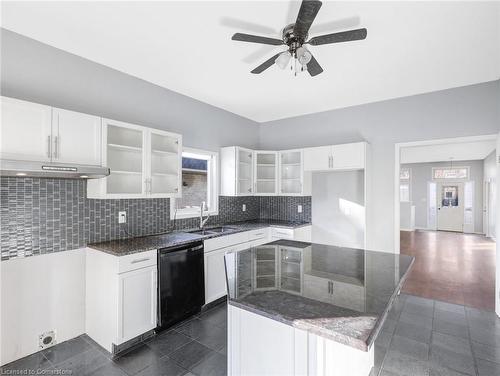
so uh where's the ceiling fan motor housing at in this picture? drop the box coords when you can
[282,23,307,52]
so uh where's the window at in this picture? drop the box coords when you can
[432,167,469,180]
[400,167,411,202]
[170,148,218,219]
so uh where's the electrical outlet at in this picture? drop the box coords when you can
[242,204,246,212]
[298,205,303,213]
[118,211,127,224]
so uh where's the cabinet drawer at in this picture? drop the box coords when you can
[271,228,294,239]
[118,250,157,274]
[204,231,249,252]
[246,228,269,242]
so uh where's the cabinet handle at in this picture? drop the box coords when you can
[53,136,59,159]
[253,233,264,237]
[248,188,252,192]
[174,188,178,192]
[131,257,150,264]
[47,136,51,158]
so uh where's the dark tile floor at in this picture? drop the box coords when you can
[3,295,500,376]
[0,303,227,376]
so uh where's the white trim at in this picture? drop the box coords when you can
[170,147,219,220]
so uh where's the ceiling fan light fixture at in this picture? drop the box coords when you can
[275,51,291,69]
[296,46,312,66]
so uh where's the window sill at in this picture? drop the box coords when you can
[171,210,218,220]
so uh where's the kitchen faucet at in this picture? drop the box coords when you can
[199,201,211,229]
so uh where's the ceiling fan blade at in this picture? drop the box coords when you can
[308,28,367,46]
[307,54,323,76]
[251,52,283,74]
[293,0,323,38]
[232,33,283,46]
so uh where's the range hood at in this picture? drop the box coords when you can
[0,159,110,179]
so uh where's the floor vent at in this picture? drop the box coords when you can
[39,330,57,349]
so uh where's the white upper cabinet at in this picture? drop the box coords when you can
[221,146,254,196]
[331,142,365,170]
[149,129,182,197]
[52,108,101,165]
[87,118,182,199]
[303,145,331,172]
[0,96,102,166]
[303,142,366,172]
[1,96,52,162]
[279,149,309,196]
[254,151,278,195]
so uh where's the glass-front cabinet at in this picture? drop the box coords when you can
[279,149,304,195]
[237,147,253,195]
[87,118,182,198]
[149,130,181,196]
[254,151,278,195]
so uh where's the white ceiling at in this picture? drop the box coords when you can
[401,139,497,164]
[1,1,499,123]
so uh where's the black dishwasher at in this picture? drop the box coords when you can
[157,241,205,331]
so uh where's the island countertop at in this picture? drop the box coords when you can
[224,240,414,352]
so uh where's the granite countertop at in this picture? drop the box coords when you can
[87,219,311,256]
[224,240,414,352]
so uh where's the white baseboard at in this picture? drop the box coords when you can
[400,228,415,232]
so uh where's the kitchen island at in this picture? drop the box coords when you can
[224,240,414,376]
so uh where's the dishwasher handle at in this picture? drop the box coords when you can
[158,241,204,255]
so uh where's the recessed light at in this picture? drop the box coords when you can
[16,173,27,176]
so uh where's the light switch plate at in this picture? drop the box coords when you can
[118,211,127,224]
[298,205,303,213]
[242,204,246,212]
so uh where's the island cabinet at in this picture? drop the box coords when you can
[1,96,101,165]
[85,248,157,354]
[228,306,374,376]
[87,118,182,199]
[225,241,415,376]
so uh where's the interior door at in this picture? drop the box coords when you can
[53,108,101,165]
[437,182,464,232]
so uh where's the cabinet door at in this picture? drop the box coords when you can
[117,266,157,343]
[254,151,277,195]
[332,143,365,170]
[103,119,146,197]
[52,108,101,165]
[0,96,52,162]
[236,147,254,195]
[279,150,303,195]
[302,274,332,303]
[303,146,332,171]
[205,247,229,304]
[148,130,182,197]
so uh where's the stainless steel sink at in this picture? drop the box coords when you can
[189,226,237,236]
[205,226,237,234]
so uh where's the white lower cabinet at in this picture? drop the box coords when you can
[86,248,157,353]
[205,247,231,304]
[117,266,157,344]
[228,305,374,376]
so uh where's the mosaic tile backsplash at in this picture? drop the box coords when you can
[0,177,311,260]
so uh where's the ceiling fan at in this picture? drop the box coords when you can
[231,0,367,77]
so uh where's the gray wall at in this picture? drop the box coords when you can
[0,29,259,151]
[260,80,500,252]
[401,160,484,232]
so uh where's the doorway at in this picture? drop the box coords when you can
[395,134,498,312]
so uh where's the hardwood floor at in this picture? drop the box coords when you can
[400,230,496,311]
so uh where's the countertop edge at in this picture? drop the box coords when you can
[365,255,415,349]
